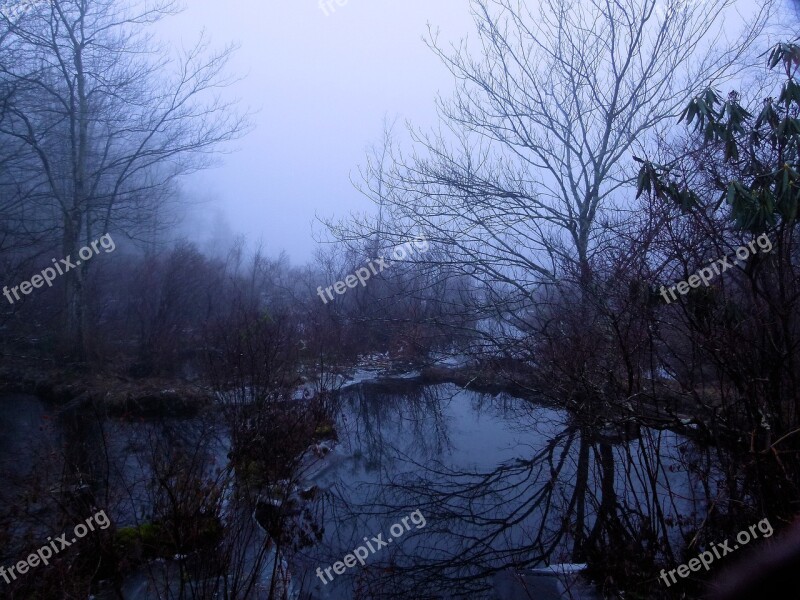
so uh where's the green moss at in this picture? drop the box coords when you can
[313,421,337,441]
[314,423,333,436]
[238,458,268,488]
[113,517,222,561]
[115,523,162,547]
[113,522,167,563]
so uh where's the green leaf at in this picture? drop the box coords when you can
[724,136,739,162]
[636,166,650,199]
[726,181,738,207]
[755,99,778,130]
[778,79,800,107]
[767,42,800,71]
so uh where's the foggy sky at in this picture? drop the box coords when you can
[159,0,474,263]
[158,0,785,263]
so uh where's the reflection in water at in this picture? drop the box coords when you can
[296,383,713,599]
[1,386,716,599]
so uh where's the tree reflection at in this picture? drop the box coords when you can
[316,384,720,599]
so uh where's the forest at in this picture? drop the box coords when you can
[1,0,799,598]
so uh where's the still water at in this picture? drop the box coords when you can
[0,382,707,599]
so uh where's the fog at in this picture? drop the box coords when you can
[157,0,473,262]
[3,1,799,598]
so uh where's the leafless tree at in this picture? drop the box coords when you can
[331,0,773,360]
[0,0,249,361]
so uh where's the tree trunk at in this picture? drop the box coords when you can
[63,211,86,362]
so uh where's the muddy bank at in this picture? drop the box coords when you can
[0,355,726,441]
[361,363,725,444]
[0,363,212,417]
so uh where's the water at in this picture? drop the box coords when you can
[0,384,709,599]
[288,382,703,599]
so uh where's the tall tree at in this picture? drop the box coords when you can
[335,0,772,355]
[0,0,248,360]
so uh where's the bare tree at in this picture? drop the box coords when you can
[332,0,772,357]
[0,0,249,361]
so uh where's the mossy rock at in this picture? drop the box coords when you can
[114,523,166,561]
[313,421,337,441]
[114,516,223,561]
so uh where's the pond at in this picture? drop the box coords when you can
[288,381,704,599]
[0,382,711,599]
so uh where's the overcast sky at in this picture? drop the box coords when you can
[157,0,790,264]
[158,0,474,263]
